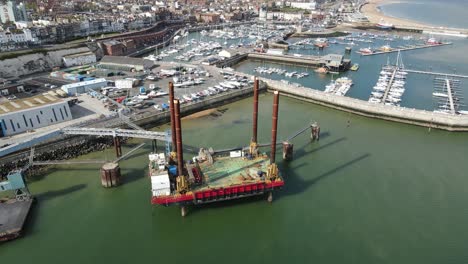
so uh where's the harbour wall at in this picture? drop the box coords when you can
[261,78,468,131]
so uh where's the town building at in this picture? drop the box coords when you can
[198,13,220,23]
[62,52,97,68]
[290,1,317,10]
[218,49,238,58]
[98,56,154,72]
[60,78,108,95]
[0,0,27,23]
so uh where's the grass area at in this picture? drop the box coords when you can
[0,48,48,61]
[268,6,307,13]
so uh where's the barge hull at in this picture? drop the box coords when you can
[0,199,33,242]
[152,181,284,206]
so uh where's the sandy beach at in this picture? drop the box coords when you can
[182,108,220,120]
[360,0,438,29]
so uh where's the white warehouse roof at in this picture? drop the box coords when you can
[61,78,107,90]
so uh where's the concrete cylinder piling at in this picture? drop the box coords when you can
[101,162,121,188]
[270,91,280,164]
[174,100,184,175]
[311,123,320,141]
[169,82,177,151]
[282,142,293,161]
[252,77,259,143]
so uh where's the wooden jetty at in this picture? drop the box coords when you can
[381,67,398,104]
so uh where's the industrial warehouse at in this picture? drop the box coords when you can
[0,94,72,137]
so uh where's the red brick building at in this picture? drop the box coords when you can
[198,13,220,23]
[185,0,206,6]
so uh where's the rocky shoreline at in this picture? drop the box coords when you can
[0,136,127,180]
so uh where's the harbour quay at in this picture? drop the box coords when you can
[246,53,352,72]
[259,78,468,132]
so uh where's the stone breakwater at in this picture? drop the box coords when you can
[0,136,126,180]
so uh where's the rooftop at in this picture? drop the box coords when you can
[61,78,107,89]
[100,55,152,67]
[62,51,96,59]
[0,94,63,115]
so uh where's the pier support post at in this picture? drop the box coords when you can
[311,123,320,142]
[282,142,294,161]
[101,163,121,188]
[114,137,122,157]
[169,82,177,152]
[270,91,280,164]
[267,192,273,203]
[175,100,189,194]
[252,77,259,143]
[181,206,187,217]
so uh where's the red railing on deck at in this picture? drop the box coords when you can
[152,180,284,205]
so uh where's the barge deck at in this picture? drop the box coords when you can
[151,154,284,206]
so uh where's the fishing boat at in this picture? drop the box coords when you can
[379,45,392,52]
[314,38,328,48]
[315,67,328,74]
[427,37,441,45]
[359,47,373,54]
[350,64,359,71]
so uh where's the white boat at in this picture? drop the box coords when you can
[433,92,449,98]
[359,47,373,54]
[377,19,394,29]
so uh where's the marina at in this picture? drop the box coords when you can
[433,77,465,115]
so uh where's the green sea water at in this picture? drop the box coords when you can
[1,94,468,263]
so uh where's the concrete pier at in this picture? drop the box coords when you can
[404,69,468,79]
[0,199,33,242]
[381,68,398,104]
[247,53,351,71]
[445,79,456,115]
[257,78,468,131]
[360,43,452,56]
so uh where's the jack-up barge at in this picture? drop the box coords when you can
[150,79,284,216]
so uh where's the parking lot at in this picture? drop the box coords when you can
[100,63,254,115]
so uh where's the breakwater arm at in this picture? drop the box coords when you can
[260,78,468,131]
